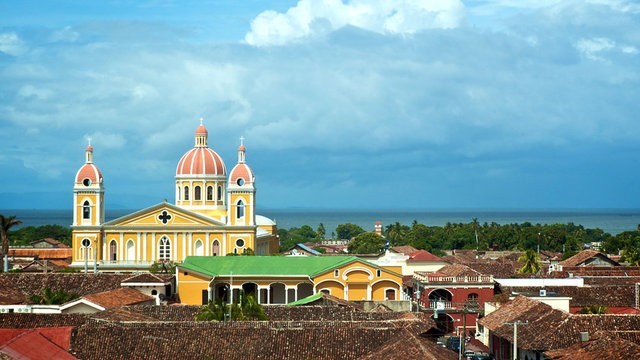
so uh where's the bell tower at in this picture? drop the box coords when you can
[227,137,256,227]
[73,142,105,227]
[71,141,105,270]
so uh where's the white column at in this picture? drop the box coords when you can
[151,233,156,261]
[119,233,124,262]
[188,233,192,257]
[136,233,141,262]
[143,233,147,262]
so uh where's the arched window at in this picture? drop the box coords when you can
[236,200,245,219]
[159,237,171,260]
[217,185,222,201]
[212,240,220,256]
[468,293,479,304]
[184,186,190,201]
[109,240,117,261]
[126,240,135,260]
[206,186,213,201]
[194,240,203,256]
[82,201,91,219]
[194,186,201,201]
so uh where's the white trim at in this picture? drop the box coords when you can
[60,298,105,312]
[342,266,374,281]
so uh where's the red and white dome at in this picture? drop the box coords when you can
[176,147,226,176]
[75,145,103,185]
[75,163,103,184]
[230,163,254,184]
[229,141,254,185]
[176,123,226,176]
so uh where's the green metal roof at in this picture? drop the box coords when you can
[180,256,364,277]
[286,292,323,306]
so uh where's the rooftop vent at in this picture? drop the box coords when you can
[580,332,589,342]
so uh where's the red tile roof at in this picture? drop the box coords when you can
[558,250,619,267]
[545,331,640,359]
[82,287,154,310]
[8,248,72,259]
[390,246,418,255]
[407,250,444,262]
[0,327,75,360]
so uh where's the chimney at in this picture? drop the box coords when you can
[580,332,589,342]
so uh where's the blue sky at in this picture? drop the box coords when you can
[1,0,639,210]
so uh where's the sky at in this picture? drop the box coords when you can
[0,0,639,210]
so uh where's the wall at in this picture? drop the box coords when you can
[495,278,584,287]
[357,300,411,312]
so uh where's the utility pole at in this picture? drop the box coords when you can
[505,320,528,360]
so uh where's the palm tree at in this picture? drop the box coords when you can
[518,249,541,274]
[1,215,22,272]
[30,287,78,305]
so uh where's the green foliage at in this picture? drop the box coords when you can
[278,218,620,255]
[1,215,22,272]
[8,224,71,246]
[316,223,326,239]
[30,287,79,305]
[621,243,640,266]
[348,232,386,254]
[518,249,541,274]
[195,293,268,322]
[579,305,607,314]
[149,261,177,274]
[278,225,319,252]
[336,223,365,240]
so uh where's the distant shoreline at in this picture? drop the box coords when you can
[3,208,639,235]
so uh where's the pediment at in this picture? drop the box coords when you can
[105,202,224,228]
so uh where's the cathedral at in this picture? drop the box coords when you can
[70,121,279,271]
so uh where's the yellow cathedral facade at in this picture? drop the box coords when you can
[70,121,279,271]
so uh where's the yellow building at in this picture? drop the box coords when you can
[177,256,403,305]
[70,121,279,271]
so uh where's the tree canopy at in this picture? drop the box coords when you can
[348,232,386,254]
[336,223,365,240]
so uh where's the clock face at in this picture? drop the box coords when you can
[81,239,91,247]
[237,178,245,186]
[236,239,245,247]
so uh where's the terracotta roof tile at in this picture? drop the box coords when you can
[82,288,154,310]
[121,273,172,284]
[558,250,619,267]
[407,250,445,262]
[0,328,76,360]
[8,248,72,259]
[545,331,640,359]
[0,273,130,299]
[390,246,418,255]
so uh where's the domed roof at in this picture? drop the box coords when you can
[176,147,226,176]
[176,122,226,177]
[75,163,103,184]
[196,124,208,135]
[75,144,102,185]
[230,163,254,184]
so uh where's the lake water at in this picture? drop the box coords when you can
[2,208,639,235]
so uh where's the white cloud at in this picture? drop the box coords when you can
[0,32,26,56]
[245,0,466,46]
[575,37,616,59]
[86,132,126,150]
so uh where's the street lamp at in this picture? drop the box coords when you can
[81,239,90,274]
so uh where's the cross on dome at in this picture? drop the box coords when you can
[200,117,204,126]
[240,136,245,146]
